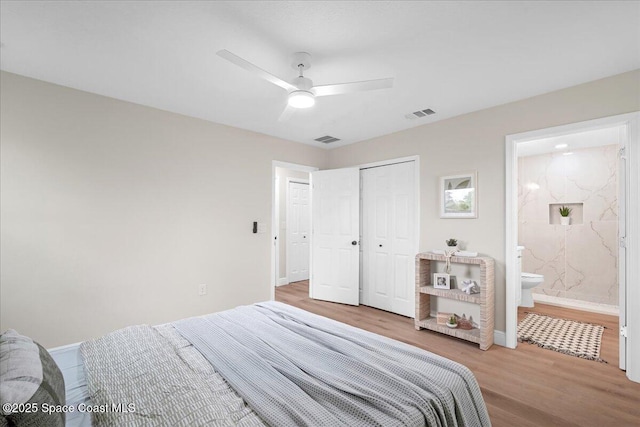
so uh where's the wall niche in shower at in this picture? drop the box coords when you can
[549,202,583,225]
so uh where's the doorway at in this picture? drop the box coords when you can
[516,126,622,313]
[505,112,640,383]
[286,179,310,283]
[271,162,318,299]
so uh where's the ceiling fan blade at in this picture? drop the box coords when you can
[312,77,394,97]
[278,105,296,122]
[217,49,296,91]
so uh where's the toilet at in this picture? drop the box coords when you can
[517,246,544,307]
[520,273,544,307]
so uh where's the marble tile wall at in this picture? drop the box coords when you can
[518,144,619,306]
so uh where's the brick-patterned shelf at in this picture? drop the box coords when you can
[415,252,495,350]
[419,286,481,304]
[415,317,481,344]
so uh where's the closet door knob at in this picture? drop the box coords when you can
[379,244,383,247]
[351,241,358,245]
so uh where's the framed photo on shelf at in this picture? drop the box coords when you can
[433,273,451,290]
[440,171,477,218]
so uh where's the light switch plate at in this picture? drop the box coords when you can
[198,284,207,296]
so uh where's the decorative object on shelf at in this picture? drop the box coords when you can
[440,172,477,218]
[433,273,451,289]
[443,239,459,273]
[446,314,458,328]
[444,252,455,273]
[461,280,480,294]
[437,312,454,325]
[458,315,474,330]
[559,205,572,225]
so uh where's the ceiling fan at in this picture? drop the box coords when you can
[217,50,394,121]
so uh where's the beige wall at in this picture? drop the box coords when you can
[2,69,638,347]
[0,72,328,347]
[327,69,640,332]
[275,167,310,281]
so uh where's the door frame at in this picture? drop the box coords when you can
[271,161,319,301]
[504,112,640,383]
[286,178,310,284]
[274,174,281,286]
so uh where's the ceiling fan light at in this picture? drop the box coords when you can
[288,90,315,108]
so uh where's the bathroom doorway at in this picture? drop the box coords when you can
[505,112,640,383]
[517,127,621,313]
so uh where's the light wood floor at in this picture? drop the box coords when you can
[276,281,640,427]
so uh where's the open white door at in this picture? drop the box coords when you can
[310,168,360,305]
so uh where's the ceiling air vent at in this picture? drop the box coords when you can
[405,108,436,120]
[314,135,341,144]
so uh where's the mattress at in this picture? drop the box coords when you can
[80,301,491,426]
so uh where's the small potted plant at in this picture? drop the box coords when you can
[446,314,458,328]
[446,238,458,249]
[559,206,572,225]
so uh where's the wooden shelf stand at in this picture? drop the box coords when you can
[415,252,495,350]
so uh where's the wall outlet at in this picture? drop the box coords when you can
[198,283,207,296]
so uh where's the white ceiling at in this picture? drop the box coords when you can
[1,1,639,149]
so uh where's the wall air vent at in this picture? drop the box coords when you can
[405,108,436,120]
[314,135,341,144]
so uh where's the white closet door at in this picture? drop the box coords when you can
[361,162,415,317]
[310,168,360,305]
[287,181,310,282]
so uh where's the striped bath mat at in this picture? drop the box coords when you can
[518,313,606,363]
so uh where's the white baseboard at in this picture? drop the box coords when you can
[493,330,506,347]
[277,277,289,286]
[533,293,619,316]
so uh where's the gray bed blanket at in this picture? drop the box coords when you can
[80,324,265,426]
[173,301,491,427]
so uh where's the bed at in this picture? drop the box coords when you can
[2,301,491,427]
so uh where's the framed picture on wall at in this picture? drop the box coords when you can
[433,273,451,290]
[440,172,477,218]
